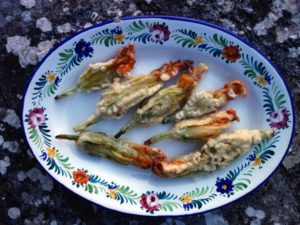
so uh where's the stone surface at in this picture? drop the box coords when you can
[36,17,52,32]
[7,207,21,220]
[0,0,299,224]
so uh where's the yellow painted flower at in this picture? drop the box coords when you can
[253,156,262,166]
[255,75,268,86]
[114,34,126,43]
[107,189,117,199]
[194,36,204,45]
[46,72,57,83]
[181,193,192,205]
[46,147,56,158]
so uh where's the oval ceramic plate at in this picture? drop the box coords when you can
[22,16,295,216]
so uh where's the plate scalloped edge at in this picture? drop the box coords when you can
[21,16,295,216]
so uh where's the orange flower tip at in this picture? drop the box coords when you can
[225,109,239,122]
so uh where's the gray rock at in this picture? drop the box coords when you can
[204,211,229,225]
[17,170,27,181]
[57,23,72,33]
[7,207,21,219]
[288,47,300,58]
[0,156,10,175]
[37,39,55,61]
[27,167,42,182]
[20,0,36,9]
[3,141,19,153]
[21,11,32,22]
[0,135,3,146]
[40,175,54,192]
[6,36,38,67]
[42,195,50,204]
[2,109,21,129]
[36,17,52,32]
[50,220,58,225]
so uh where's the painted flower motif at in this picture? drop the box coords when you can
[255,73,272,87]
[46,147,56,158]
[255,75,268,86]
[149,23,170,44]
[112,27,125,44]
[181,193,192,210]
[247,153,256,162]
[107,183,118,199]
[28,108,45,128]
[252,156,262,167]
[216,177,234,197]
[140,191,161,213]
[46,71,57,83]
[222,45,241,63]
[75,39,94,58]
[268,108,290,129]
[72,169,89,184]
[194,36,204,44]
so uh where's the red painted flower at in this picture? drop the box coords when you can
[149,23,170,44]
[140,192,161,213]
[269,108,289,129]
[222,45,241,62]
[73,169,89,184]
[28,108,45,128]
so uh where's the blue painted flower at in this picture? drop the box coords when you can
[216,177,234,197]
[198,44,207,50]
[75,39,93,58]
[247,153,256,162]
[108,182,118,190]
[112,26,123,35]
[40,150,47,161]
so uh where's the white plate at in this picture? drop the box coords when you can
[22,16,295,216]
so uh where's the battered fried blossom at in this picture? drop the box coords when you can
[55,44,135,100]
[73,60,192,132]
[56,131,166,169]
[115,63,208,138]
[152,129,274,178]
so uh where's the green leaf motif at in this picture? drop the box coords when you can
[28,127,43,149]
[91,29,118,47]
[161,201,182,212]
[157,191,177,200]
[233,182,248,191]
[46,156,72,178]
[56,153,74,170]
[209,34,228,47]
[171,29,202,48]
[116,185,139,205]
[39,124,51,147]
[240,54,268,79]
[56,49,83,76]
[187,186,210,199]
[184,194,217,211]
[226,161,250,182]
[124,20,150,33]
[126,33,152,44]
[262,87,275,115]
[272,83,286,109]
[85,183,100,194]
[206,47,223,58]
[253,132,279,163]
